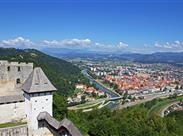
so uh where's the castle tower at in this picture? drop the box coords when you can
[22,67,57,134]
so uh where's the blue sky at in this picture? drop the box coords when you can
[0,0,183,53]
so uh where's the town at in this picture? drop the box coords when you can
[68,59,183,108]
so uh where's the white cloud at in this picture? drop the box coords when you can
[154,42,162,48]
[95,42,113,49]
[0,36,130,52]
[94,41,128,51]
[2,37,183,53]
[117,42,128,48]
[163,44,172,49]
[0,37,93,49]
[0,37,33,48]
[154,40,183,50]
[174,40,181,45]
[42,38,92,48]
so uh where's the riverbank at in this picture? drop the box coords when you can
[96,79,121,97]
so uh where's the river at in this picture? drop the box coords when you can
[82,69,120,109]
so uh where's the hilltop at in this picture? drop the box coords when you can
[0,48,88,96]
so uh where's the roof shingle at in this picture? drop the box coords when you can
[0,94,24,104]
[22,67,57,93]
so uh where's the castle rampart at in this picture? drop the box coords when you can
[0,124,28,136]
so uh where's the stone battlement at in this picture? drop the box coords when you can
[0,124,28,136]
[0,60,33,67]
[0,60,33,84]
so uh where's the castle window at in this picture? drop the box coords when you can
[35,100,37,102]
[7,66,10,71]
[46,99,48,101]
[18,66,21,72]
[16,78,21,84]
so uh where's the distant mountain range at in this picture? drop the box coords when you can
[118,52,183,64]
[42,48,183,64]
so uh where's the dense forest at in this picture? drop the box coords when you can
[68,100,183,136]
[167,110,183,135]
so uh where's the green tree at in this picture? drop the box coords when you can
[53,93,68,120]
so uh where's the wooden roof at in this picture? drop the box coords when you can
[37,112,82,136]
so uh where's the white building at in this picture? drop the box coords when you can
[22,67,56,135]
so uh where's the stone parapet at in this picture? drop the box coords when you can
[0,124,28,136]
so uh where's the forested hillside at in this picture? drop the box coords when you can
[168,110,183,135]
[0,48,88,96]
[68,100,183,136]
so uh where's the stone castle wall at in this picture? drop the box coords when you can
[0,60,33,86]
[0,102,26,124]
[0,125,28,136]
[0,80,15,94]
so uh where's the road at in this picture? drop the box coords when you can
[160,101,179,117]
[119,92,174,109]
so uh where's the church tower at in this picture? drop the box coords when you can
[22,67,57,134]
